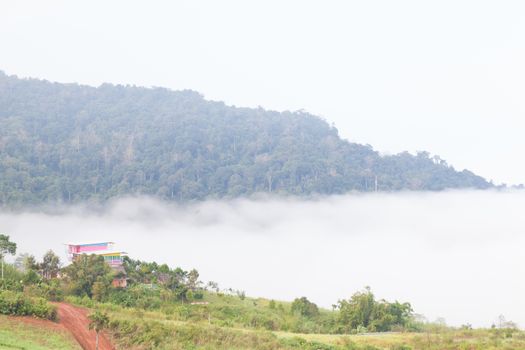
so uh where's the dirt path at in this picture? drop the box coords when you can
[55,302,114,350]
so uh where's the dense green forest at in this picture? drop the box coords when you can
[0,71,491,206]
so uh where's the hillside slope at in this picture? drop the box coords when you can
[0,315,81,350]
[0,72,491,205]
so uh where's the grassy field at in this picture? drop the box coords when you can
[275,330,419,347]
[64,292,525,350]
[0,315,81,350]
[3,300,525,350]
[273,329,525,349]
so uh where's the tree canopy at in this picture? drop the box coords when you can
[0,72,491,206]
[291,296,320,318]
[62,254,112,298]
[337,287,413,332]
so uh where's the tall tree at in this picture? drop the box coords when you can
[0,234,16,280]
[187,268,200,290]
[14,253,35,272]
[338,286,376,330]
[40,250,61,280]
[63,254,111,297]
[337,287,413,332]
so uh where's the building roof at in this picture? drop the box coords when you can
[65,241,115,246]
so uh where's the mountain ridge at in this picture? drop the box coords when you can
[0,71,491,206]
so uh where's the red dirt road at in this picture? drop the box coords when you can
[55,302,114,350]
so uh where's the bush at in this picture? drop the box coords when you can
[0,278,23,292]
[0,290,57,320]
[282,337,338,350]
[390,345,412,350]
[0,264,24,292]
[106,285,162,310]
[65,295,96,308]
[23,280,64,301]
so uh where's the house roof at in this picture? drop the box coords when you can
[65,241,115,246]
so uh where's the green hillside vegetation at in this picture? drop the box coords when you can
[0,72,491,207]
[61,255,412,335]
[1,235,524,349]
[65,292,525,350]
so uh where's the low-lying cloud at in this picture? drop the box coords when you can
[2,190,525,327]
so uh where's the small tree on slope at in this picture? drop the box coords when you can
[88,310,109,350]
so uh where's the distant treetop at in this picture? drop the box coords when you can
[0,71,491,206]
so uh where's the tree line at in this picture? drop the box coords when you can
[0,72,492,207]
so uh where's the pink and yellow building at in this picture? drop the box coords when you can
[66,241,128,287]
[67,242,126,264]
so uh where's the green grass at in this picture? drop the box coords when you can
[102,307,525,350]
[275,328,525,350]
[274,330,417,345]
[0,315,81,350]
[85,302,525,350]
[66,292,525,350]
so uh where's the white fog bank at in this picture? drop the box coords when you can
[1,190,525,328]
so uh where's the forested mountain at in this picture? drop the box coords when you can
[0,71,491,206]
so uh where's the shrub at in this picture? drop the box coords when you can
[282,337,338,350]
[390,345,412,350]
[0,290,57,320]
[24,280,64,301]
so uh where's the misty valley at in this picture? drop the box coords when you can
[2,3,525,347]
[0,73,523,350]
[2,191,525,349]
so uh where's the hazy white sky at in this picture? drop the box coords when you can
[1,1,524,184]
